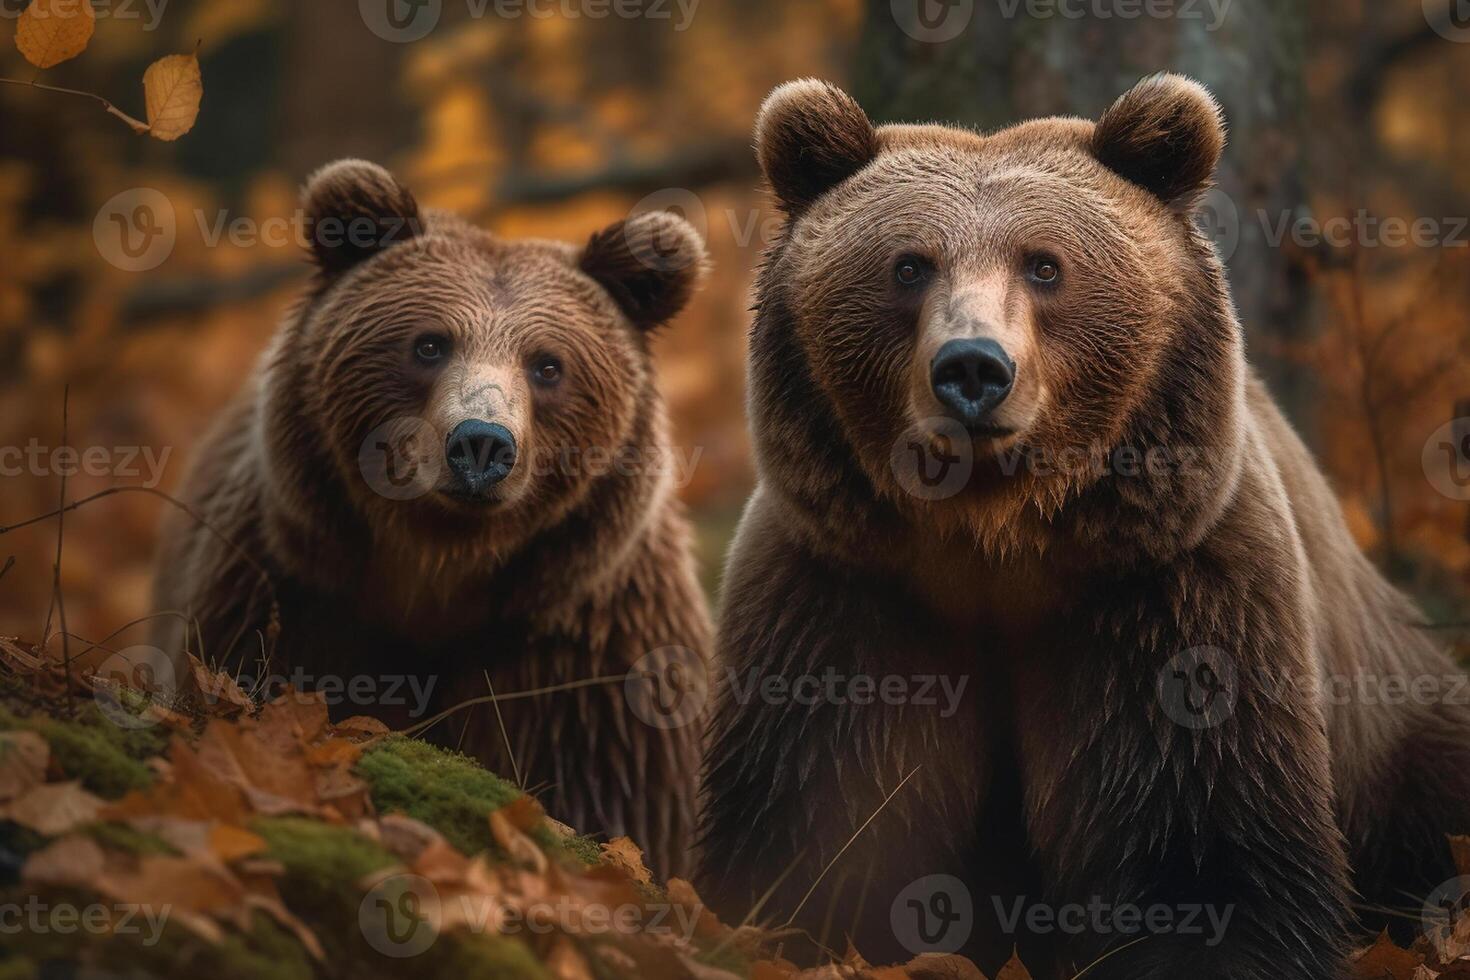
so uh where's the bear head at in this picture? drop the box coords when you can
[274,160,707,566]
[750,75,1244,559]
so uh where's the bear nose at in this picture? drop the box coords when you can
[930,338,1015,426]
[445,419,517,495]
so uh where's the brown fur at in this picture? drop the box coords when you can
[698,77,1470,978]
[153,160,712,878]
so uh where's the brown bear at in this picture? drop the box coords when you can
[697,76,1470,978]
[152,160,712,878]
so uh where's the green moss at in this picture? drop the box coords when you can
[0,701,166,799]
[548,830,603,868]
[356,736,524,855]
[437,934,552,979]
[253,817,397,896]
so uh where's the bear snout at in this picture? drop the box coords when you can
[930,337,1015,431]
[445,419,518,497]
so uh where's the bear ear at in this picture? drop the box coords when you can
[755,78,878,215]
[580,210,709,331]
[1092,73,1225,213]
[300,159,422,277]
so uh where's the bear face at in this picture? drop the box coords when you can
[752,76,1241,552]
[287,161,706,562]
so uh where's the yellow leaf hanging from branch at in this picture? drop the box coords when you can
[142,53,202,141]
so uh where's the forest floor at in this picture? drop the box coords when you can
[0,634,1461,980]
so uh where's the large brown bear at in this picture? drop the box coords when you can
[697,76,1470,977]
[153,160,711,878]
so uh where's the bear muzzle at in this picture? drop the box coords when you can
[930,337,1015,433]
[445,419,517,499]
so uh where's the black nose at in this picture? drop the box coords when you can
[930,338,1015,426]
[445,420,516,495]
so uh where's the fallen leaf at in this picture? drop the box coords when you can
[334,715,390,738]
[4,780,104,835]
[490,807,547,873]
[1351,931,1426,980]
[993,951,1032,980]
[22,834,105,886]
[0,730,49,802]
[601,836,652,885]
[209,824,268,863]
[15,0,94,70]
[142,53,202,141]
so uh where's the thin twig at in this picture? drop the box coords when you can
[398,674,628,739]
[0,556,13,584]
[783,765,922,926]
[483,668,523,789]
[0,76,148,132]
[0,484,280,662]
[52,387,73,712]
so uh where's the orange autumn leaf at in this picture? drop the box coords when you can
[15,0,94,70]
[143,53,203,141]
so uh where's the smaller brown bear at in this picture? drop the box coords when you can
[152,160,712,878]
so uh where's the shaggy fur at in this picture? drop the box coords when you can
[697,76,1470,977]
[153,160,712,878]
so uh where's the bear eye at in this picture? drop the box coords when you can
[413,334,449,364]
[531,355,563,387]
[894,255,930,287]
[1029,257,1061,285]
